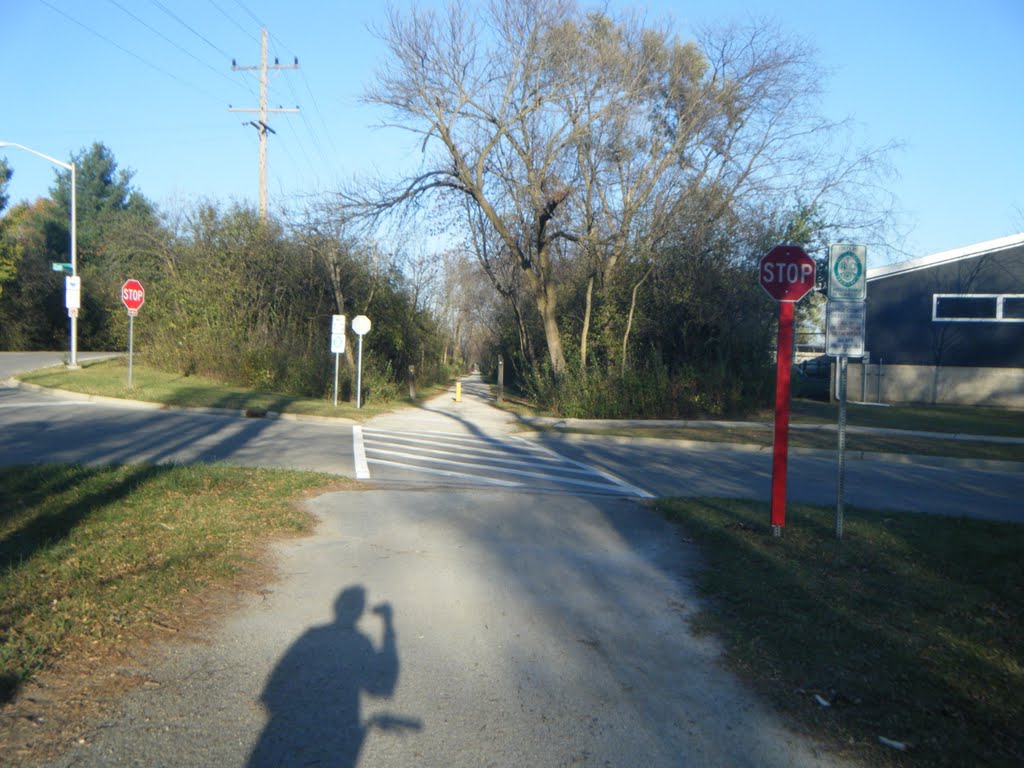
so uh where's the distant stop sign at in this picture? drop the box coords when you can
[122,279,145,315]
[759,246,816,302]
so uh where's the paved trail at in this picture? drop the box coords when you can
[32,377,855,767]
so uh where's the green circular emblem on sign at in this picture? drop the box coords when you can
[833,251,862,288]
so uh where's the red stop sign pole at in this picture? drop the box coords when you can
[759,246,816,534]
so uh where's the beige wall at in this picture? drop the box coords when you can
[841,363,1024,407]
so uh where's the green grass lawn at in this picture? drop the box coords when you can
[0,464,347,704]
[540,422,1024,462]
[527,397,1024,462]
[788,399,1024,437]
[19,358,420,420]
[658,497,1024,767]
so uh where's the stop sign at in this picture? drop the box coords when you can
[121,279,145,315]
[759,245,816,302]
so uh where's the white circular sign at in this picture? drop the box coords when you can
[351,315,371,335]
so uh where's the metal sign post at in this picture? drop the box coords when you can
[758,245,816,536]
[127,314,135,388]
[331,314,346,407]
[836,355,849,540]
[825,244,867,541]
[351,315,371,409]
[497,355,504,404]
[121,279,145,389]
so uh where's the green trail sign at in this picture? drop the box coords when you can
[828,244,867,301]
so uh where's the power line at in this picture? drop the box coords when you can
[275,55,331,172]
[299,69,341,157]
[148,0,233,61]
[216,4,333,191]
[262,30,340,164]
[230,0,265,29]
[105,0,246,92]
[216,2,331,175]
[37,0,219,101]
[206,0,259,44]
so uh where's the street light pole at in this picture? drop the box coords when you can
[0,141,78,367]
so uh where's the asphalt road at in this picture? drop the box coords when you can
[533,432,1024,523]
[3,354,1020,521]
[3,353,1020,766]
[0,353,358,476]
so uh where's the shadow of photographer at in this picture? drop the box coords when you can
[247,585,420,767]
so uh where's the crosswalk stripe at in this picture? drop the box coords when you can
[367,458,522,487]
[516,437,654,499]
[357,427,651,497]
[361,428,548,457]
[365,445,637,494]
[362,437,598,476]
[352,425,370,479]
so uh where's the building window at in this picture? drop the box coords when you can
[933,294,1024,322]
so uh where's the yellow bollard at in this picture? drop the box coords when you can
[455,381,462,402]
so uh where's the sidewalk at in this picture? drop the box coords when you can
[364,373,521,436]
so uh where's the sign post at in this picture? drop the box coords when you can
[121,279,145,388]
[351,315,371,409]
[759,245,816,536]
[331,314,346,407]
[826,244,867,541]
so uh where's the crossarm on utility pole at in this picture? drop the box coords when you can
[228,26,299,221]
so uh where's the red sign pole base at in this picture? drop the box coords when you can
[769,300,796,532]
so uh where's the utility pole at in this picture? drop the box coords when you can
[229,27,298,221]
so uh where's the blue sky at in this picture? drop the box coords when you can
[2,0,1022,264]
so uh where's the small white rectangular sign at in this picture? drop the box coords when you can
[65,276,81,310]
[331,333,346,354]
[331,314,346,334]
[826,301,866,357]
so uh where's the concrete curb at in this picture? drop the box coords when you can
[517,430,1024,474]
[519,415,1024,445]
[9,379,358,426]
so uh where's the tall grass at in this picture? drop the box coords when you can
[522,360,772,418]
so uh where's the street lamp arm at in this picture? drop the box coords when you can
[0,140,79,367]
[0,140,73,171]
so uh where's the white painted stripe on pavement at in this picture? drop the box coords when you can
[362,428,551,455]
[367,458,522,487]
[515,437,655,499]
[352,425,371,480]
[366,446,641,494]
[362,437,594,474]
[362,432,545,460]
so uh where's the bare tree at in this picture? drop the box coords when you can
[350,0,895,376]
